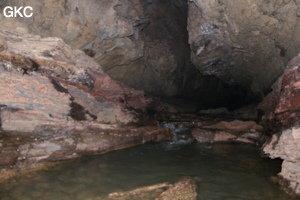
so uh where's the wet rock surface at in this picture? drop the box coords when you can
[86,177,197,200]
[156,177,197,200]
[0,30,173,178]
[263,126,300,196]
[0,123,171,175]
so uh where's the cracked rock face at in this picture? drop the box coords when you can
[188,0,299,99]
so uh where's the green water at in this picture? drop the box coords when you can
[0,142,297,200]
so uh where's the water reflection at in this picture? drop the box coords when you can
[0,143,297,200]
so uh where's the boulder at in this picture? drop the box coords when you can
[87,183,171,200]
[156,177,197,200]
[85,177,197,200]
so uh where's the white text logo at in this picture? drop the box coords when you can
[3,6,33,18]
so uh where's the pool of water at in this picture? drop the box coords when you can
[0,141,297,200]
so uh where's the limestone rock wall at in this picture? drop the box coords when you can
[260,55,300,195]
[188,0,299,100]
[0,31,152,130]
[0,30,174,178]
[1,0,300,104]
[0,0,241,107]
[0,0,189,97]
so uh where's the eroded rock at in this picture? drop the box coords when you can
[156,177,197,200]
[86,177,197,200]
[88,183,171,200]
[263,126,300,195]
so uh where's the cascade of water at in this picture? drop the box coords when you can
[158,122,196,149]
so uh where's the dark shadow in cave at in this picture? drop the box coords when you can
[134,0,258,112]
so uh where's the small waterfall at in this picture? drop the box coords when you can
[158,122,196,149]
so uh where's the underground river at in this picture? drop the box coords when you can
[0,140,296,200]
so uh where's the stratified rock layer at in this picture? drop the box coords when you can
[0,31,152,128]
[0,30,172,178]
[192,120,263,144]
[0,123,171,172]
